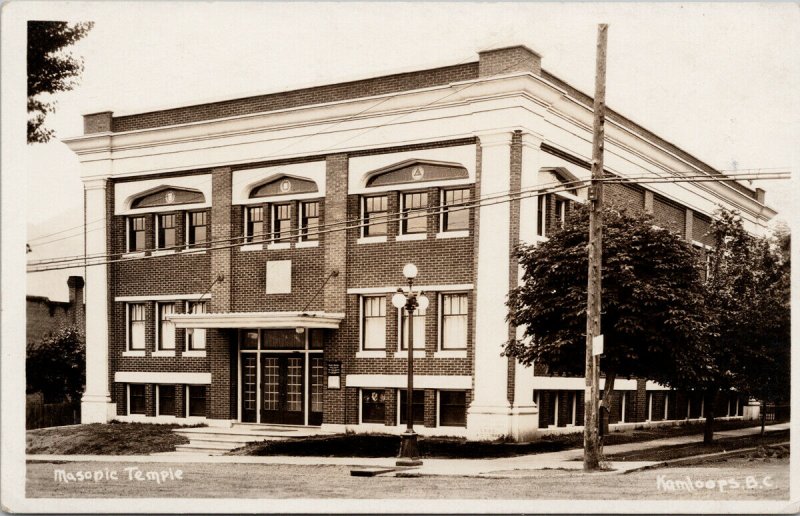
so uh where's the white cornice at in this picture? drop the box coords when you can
[62,71,774,222]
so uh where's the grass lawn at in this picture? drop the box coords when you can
[26,422,192,455]
[230,419,780,458]
[602,430,790,463]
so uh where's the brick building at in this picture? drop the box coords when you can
[64,45,775,440]
[26,276,85,346]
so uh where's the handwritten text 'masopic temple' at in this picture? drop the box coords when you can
[54,467,183,484]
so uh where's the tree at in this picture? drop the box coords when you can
[26,326,85,403]
[504,205,711,413]
[27,20,94,143]
[700,210,790,442]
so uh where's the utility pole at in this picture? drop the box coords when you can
[584,23,608,472]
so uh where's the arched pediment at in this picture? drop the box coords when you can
[130,186,205,209]
[249,174,319,198]
[365,159,469,188]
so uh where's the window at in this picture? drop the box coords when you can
[401,192,428,234]
[400,305,426,350]
[361,296,386,350]
[363,196,388,236]
[128,216,145,252]
[157,385,176,416]
[273,204,292,242]
[187,385,207,417]
[157,213,177,249]
[441,293,468,350]
[128,384,146,415]
[246,206,264,243]
[360,389,386,424]
[127,303,146,350]
[536,195,546,236]
[555,199,567,229]
[439,390,466,427]
[157,302,176,350]
[300,201,320,241]
[398,389,425,425]
[441,188,470,232]
[187,211,208,247]
[185,301,206,350]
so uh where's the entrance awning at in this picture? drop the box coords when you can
[169,311,345,329]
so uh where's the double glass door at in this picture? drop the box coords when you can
[240,329,324,426]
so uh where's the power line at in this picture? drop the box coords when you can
[26,177,590,272]
[25,170,788,273]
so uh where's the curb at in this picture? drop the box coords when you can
[620,441,790,474]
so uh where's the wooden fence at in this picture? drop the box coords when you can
[26,393,80,429]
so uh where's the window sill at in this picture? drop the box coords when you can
[434,350,467,358]
[122,351,146,357]
[182,247,207,255]
[435,230,469,239]
[355,350,387,358]
[295,240,320,248]
[357,236,387,245]
[182,350,207,358]
[393,351,426,359]
[267,242,291,250]
[151,249,176,256]
[240,244,263,252]
[122,251,146,259]
[396,233,427,242]
[152,350,176,357]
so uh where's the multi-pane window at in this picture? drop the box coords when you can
[401,192,428,234]
[185,301,206,350]
[187,211,208,247]
[363,196,388,237]
[157,302,176,350]
[187,385,207,417]
[273,204,292,242]
[300,201,320,241]
[128,384,146,415]
[246,206,264,243]
[127,303,146,351]
[441,293,468,350]
[361,389,386,424]
[361,296,386,350]
[441,188,470,232]
[128,216,145,252]
[157,213,177,249]
[536,196,546,236]
[439,390,467,427]
[157,385,176,416]
[398,389,425,425]
[400,305,426,350]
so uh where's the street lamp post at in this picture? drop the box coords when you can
[392,263,428,467]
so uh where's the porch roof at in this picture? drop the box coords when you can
[168,311,345,329]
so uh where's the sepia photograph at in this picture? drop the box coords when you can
[1,1,797,513]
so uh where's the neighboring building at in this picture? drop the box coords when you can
[27,276,85,346]
[64,45,774,440]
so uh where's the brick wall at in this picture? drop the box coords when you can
[478,46,541,77]
[108,64,479,133]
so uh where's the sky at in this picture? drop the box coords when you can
[15,2,799,301]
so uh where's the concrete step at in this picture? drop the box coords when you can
[174,443,238,455]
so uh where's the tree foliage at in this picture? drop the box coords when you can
[504,205,710,389]
[27,20,93,143]
[699,210,790,440]
[26,326,85,403]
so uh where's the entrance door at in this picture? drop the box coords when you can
[260,353,305,425]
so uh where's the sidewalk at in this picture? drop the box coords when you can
[26,422,788,477]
